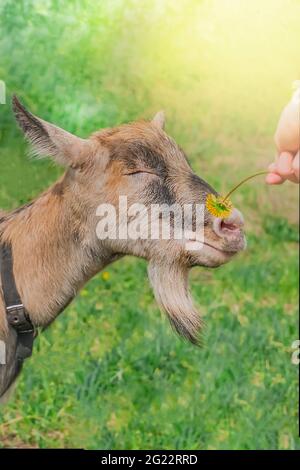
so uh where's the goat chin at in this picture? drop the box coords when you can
[148,261,203,345]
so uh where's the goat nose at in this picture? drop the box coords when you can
[213,208,244,238]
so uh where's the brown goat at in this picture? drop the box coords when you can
[0,97,246,397]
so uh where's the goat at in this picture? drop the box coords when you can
[0,96,245,397]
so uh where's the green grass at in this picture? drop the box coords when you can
[0,230,298,449]
[0,0,299,450]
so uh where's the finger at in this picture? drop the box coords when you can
[265,172,284,184]
[277,152,294,178]
[268,162,277,172]
[266,160,287,184]
[292,151,299,182]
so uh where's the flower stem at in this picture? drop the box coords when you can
[222,171,269,202]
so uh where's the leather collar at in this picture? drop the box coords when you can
[0,243,35,362]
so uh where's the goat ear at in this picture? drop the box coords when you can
[12,95,91,167]
[152,110,165,129]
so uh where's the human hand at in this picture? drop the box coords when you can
[266,85,299,184]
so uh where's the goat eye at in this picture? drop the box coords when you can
[125,170,158,177]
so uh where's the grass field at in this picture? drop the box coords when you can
[0,0,299,449]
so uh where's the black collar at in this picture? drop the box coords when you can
[0,243,35,362]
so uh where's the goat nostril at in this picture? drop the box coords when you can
[212,208,244,238]
[220,220,239,232]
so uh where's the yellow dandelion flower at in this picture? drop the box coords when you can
[102,271,110,281]
[206,193,233,219]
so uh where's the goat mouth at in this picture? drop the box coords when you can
[202,242,238,256]
[185,240,244,260]
[203,241,229,252]
[184,240,237,256]
[183,227,246,256]
[182,231,238,255]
